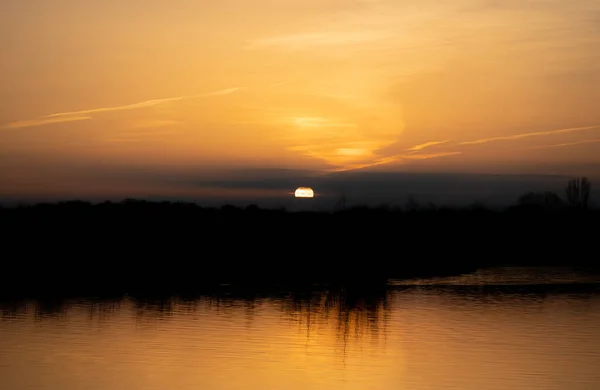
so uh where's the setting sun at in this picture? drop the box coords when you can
[294,187,315,198]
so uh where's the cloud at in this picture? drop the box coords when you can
[327,156,399,173]
[1,116,92,130]
[322,124,598,172]
[329,151,462,172]
[459,125,600,145]
[406,140,450,151]
[404,151,462,160]
[1,87,244,130]
[47,87,244,118]
[528,138,600,150]
[202,87,246,97]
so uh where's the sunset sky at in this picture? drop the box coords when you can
[1,0,599,202]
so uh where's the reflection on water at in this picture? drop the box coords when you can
[1,268,600,390]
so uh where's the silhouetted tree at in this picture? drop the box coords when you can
[518,192,564,210]
[565,177,592,209]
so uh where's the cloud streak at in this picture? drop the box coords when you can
[329,151,462,172]
[47,87,244,118]
[331,124,599,172]
[1,116,92,130]
[529,138,600,149]
[1,87,244,130]
[406,140,450,151]
[459,125,600,145]
[403,151,462,160]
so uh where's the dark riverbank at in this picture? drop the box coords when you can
[0,200,598,297]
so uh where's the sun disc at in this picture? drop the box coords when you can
[294,187,314,198]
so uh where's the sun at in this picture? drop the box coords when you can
[294,187,315,198]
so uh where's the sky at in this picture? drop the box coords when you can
[1,0,599,204]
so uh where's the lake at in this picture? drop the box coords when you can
[1,267,600,390]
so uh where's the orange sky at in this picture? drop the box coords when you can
[1,0,599,198]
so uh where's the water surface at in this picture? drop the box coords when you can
[1,267,600,390]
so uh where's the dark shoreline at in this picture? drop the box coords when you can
[1,200,598,298]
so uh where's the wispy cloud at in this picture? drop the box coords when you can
[202,87,245,97]
[1,87,244,130]
[47,88,244,118]
[528,138,600,150]
[403,151,462,160]
[459,126,600,145]
[47,96,193,118]
[323,124,599,173]
[329,151,462,172]
[327,156,400,173]
[1,116,92,130]
[406,140,450,151]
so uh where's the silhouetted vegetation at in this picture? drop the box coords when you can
[565,176,592,209]
[0,178,598,297]
[517,191,564,210]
